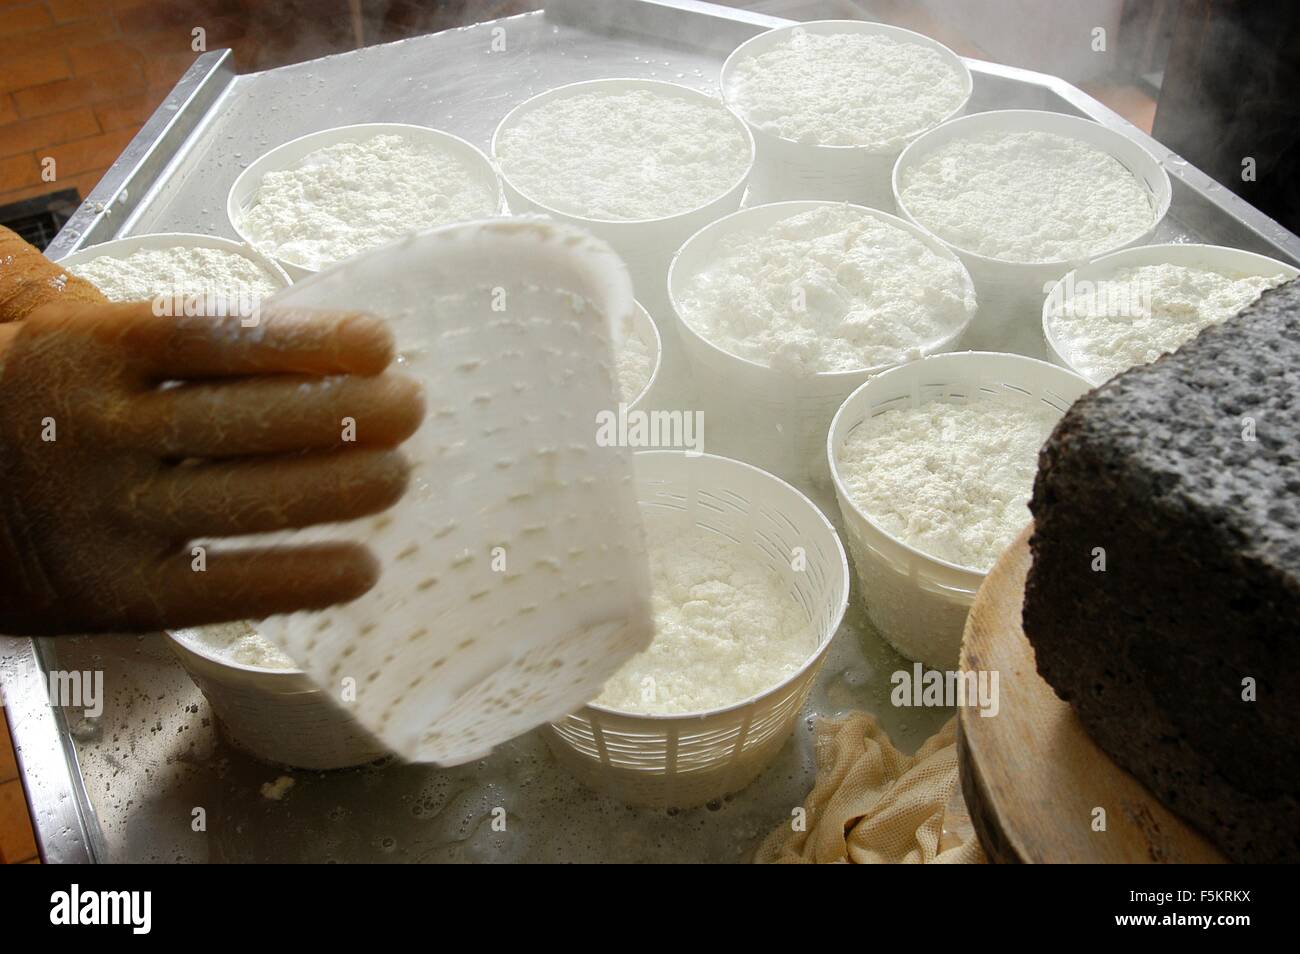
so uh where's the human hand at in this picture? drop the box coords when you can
[0,299,424,635]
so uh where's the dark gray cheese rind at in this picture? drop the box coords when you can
[1024,278,1300,864]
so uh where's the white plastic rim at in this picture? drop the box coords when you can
[666,200,977,485]
[164,628,390,770]
[720,20,972,208]
[623,301,663,412]
[892,109,1173,356]
[827,351,1092,671]
[490,78,755,311]
[227,122,504,279]
[547,450,849,808]
[1042,242,1300,386]
[53,231,293,298]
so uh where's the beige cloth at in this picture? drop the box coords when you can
[756,713,986,864]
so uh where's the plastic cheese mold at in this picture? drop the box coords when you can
[253,219,653,765]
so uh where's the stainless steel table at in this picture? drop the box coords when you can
[4,0,1297,863]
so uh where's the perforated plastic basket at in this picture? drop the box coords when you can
[547,451,849,808]
[667,200,976,486]
[827,352,1091,670]
[1043,242,1299,385]
[248,219,654,767]
[721,20,971,209]
[491,78,754,326]
[892,109,1172,357]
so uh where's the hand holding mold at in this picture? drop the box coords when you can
[0,229,424,634]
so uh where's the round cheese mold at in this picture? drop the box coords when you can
[668,200,975,485]
[675,202,975,374]
[836,394,1059,573]
[897,128,1154,264]
[165,621,390,770]
[616,302,661,409]
[828,352,1091,670]
[594,520,814,715]
[547,450,849,809]
[720,21,971,206]
[493,81,752,222]
[617,330,654,403]
[1043,243,1297,385]
[724,23,968,150]
[491,79,754,315]
[891,110,1170,356]
[55,233,290,317]
[174,621,295,670]
[228,123,502,278]
[241,218,652,769]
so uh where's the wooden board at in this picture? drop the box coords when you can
[957,525,1228,864]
